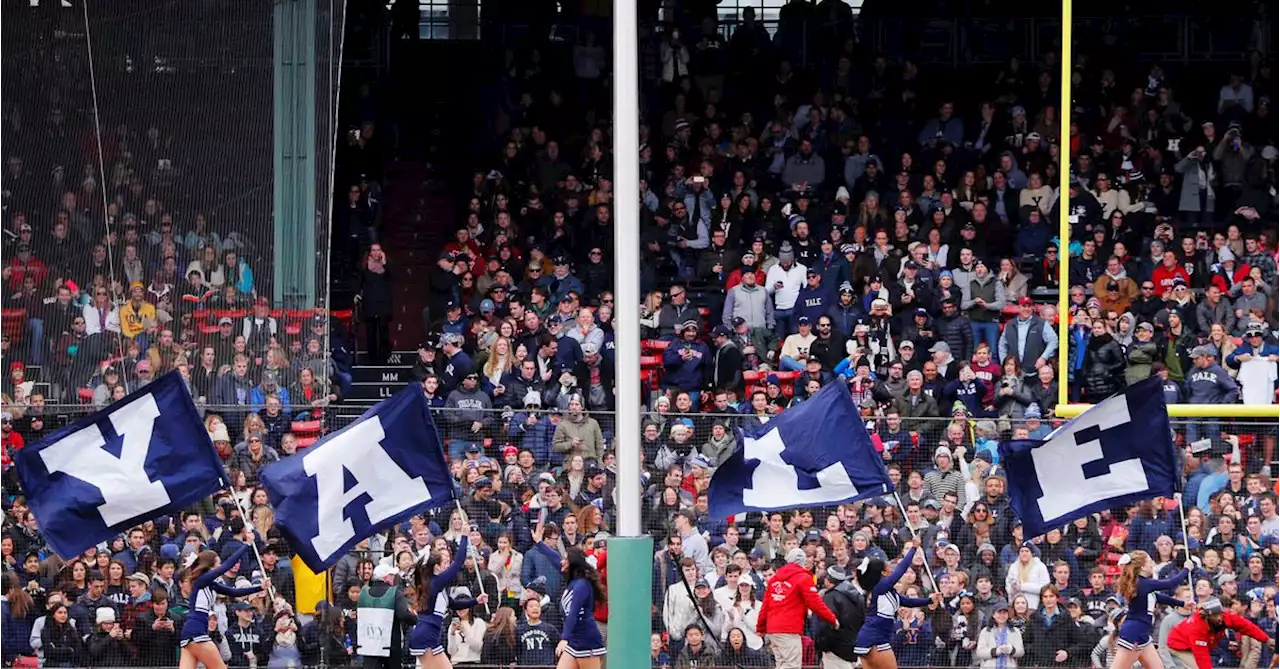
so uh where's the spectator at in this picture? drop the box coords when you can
[38,602,84,668]
[86,608,132,667]
[360,244,394,364]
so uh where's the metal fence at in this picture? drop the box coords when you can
[9,402,1274,444]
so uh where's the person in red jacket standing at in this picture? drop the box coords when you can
[1165,596,1274,669]
[757,547,838,669]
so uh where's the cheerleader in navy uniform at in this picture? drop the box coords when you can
[556,546,606,669]
[408,535,489,669]
[179,546,272,669]
[854,546,943,669]
[1111,549,1191,669]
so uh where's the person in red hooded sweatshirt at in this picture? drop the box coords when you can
[1165,596,1274,669]
[757,547,838,669]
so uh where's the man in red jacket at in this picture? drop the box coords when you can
[757,548,838,669]
[1166,597,1273,669]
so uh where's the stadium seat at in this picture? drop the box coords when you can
[212,309,247,321]
[1,308,26,342]
[291,421,322,445]
[642,339,669,353]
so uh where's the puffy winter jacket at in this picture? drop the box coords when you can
[756,563,836,635]
[1081,334,1125,401]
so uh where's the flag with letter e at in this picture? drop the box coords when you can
[261,384,457,572]
[999,377,1178,537]
[15,371,227,558]
[708,381,893,518]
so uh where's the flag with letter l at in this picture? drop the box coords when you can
[998,377,1178,537]
[261,384,457,572]
[708,381,893,518]
[15,371,227,558]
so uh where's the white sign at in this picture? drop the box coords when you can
[356,607,394,657]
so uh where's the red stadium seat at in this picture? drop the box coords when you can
[199,324,221,335]
[192,309,212,323]
[1,308,27,342]
[642,339,670,353]
[331,309,353,326]
[291,421,322,444]
[284,323,302,336]
[639,356,663,391]
[212,309,247,321]
[284,309,313,322]
[291,420,322,434]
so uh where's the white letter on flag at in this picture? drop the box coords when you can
[1032,396,1149,521]
[742,428,859,508]
[38,393,171,526]
[304,417,432,561]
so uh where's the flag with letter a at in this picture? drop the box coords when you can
[707,381,893,518]
[261,384,457,572]
[999,377,1179,537]
[15,371,228,558]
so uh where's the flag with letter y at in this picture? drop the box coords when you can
[708,381,893,518]
[261,384,457,572]
[15,371,227,558]
[999,377,1178,537]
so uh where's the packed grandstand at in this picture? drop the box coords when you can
[0,0,1276,667]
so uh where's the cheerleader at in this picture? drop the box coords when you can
[854,546,943,669]
[1111,550,1190,669]
[408,536,489,668]
[179,546,271,669]
[556,546,606,669]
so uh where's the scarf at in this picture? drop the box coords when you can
[994,625,1010,669]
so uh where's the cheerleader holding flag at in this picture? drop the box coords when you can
[1110,550,1191,669]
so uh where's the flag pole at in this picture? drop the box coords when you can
[229,489,278,601]
[1173,492,1195,595]
[893,492,939,592]
[453,499,492,615]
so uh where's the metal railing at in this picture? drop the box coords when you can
[864,15,1260,65]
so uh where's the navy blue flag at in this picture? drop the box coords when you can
[15,371,228,558]
[708,381,893,518]
[999,377,1178,537]
[261,384,457,572]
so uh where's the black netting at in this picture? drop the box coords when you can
[2,0,343,404]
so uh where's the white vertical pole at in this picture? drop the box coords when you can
[612,0,642,538]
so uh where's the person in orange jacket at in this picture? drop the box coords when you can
[1165,596,1274,669]
[757,548,838,669]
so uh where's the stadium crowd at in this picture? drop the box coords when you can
[2,2,1279,668]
